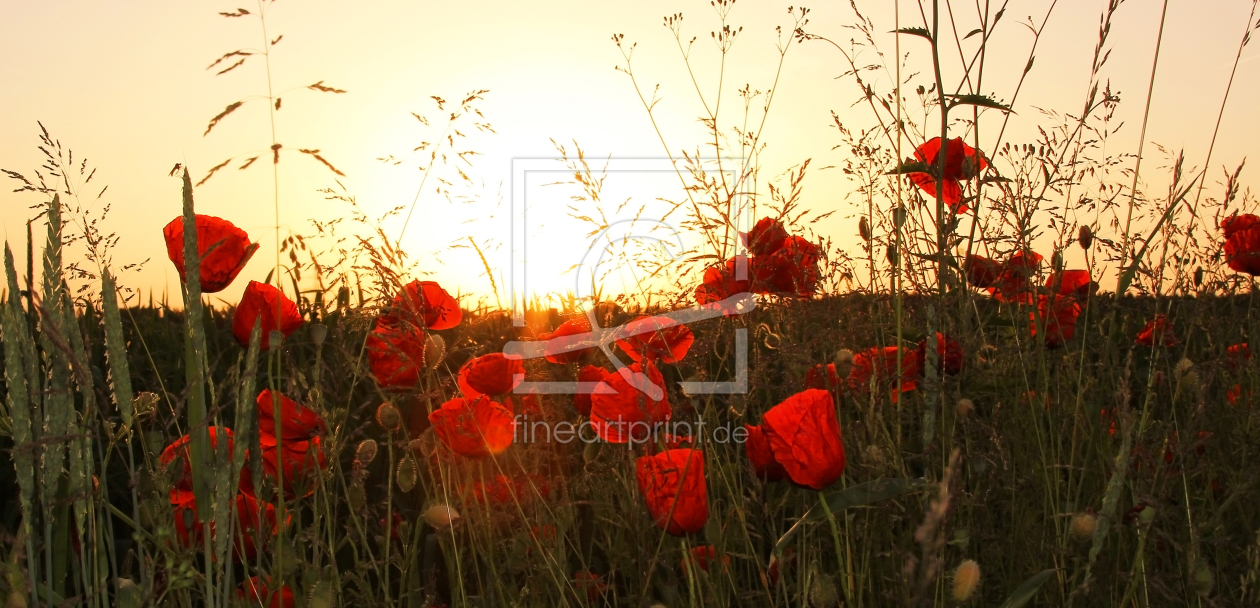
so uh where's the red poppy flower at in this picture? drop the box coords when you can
[162,215,257,293]
[366,318,427,389]
[989,251,1043,304]
[768,548,797,586]
[1222,213,1260,275]
[616,315,695,364]
[1136,314,1177,347]
[237,577,295,608]
[695,255,753,312]
[760,389,846,490]
[537,316,595,364]
[635,448,709,536]
[754,236,822,297]
[804,363,842,392]
[171,490,279,561]
[1227,384,1250,406]
[429,395,515,458]
[912,333,965,376]
[906,137,988,213]
[467,473,551,505]
[1226,343,1251,370]
[743,424,787,482]
[256,389,325,440]
[1032,294,1082,349]
[458,353,526,397]
[232,281,303,350]
[392,280,462,330]
[740,217,790,256]
[258,433,327,500]
[964,255,1003,288]
[589,361,672,443]
[1045,269,1097,300]
[572,571,608,602]
[846,346,916,395]
[573,364,607,416]
[682,545,730,573]
[160,427,236,491]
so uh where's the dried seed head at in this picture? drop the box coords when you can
[355,439,378,466]
[951,559,981,602]
[956,398,975,417]
[407,438,424,454]
[1175,358,1195,379]
[424,333,446,370]
[423,505,460,529]
[763,332,782,350]
[1070,513,1097,541]
[309,323,328,346]
[1194,266,1204,287]
[859,216,872,242]
[893,206,907,228]
[376,402,402,432]
[1078,225,1094,250]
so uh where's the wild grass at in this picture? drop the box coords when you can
[2,1,1260,607]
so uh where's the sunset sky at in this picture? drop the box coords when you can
[2,0,1256,309]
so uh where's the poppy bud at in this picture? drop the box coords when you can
[376,403,402,432]
[1192,559,1214,596]
[397,458,417,492]
[833,348,854,376]
[268,330,285,351]
[309,323,328,346]
[1078,225,1094,250]
[893,207,907,228]
[354,439,378,466]
[956,398,975,417]
[886,243,899,267]
[858,216,872,242]
[424,333,446,369]
[347,482,365,511]
[1194,266,1204,287]
[1070,513,1097,541]
[422,505,460,529]
[951,560,980,602]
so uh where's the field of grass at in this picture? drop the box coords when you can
[3,1,1260,607]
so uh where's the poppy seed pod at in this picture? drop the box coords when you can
[858,216,872,242]
[951,560,981,601]
[1078,225,1094,250]
[833,348,855,377]
[354,439,378,466]
[309,323,328,346]
[376,402,402,432]
[956,398,975,417]
[893,206,907,228]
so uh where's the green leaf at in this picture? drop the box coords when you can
[893,27,932,41]
[774,478,930,554]
[997,569,1056,608]
[946,94,1015,113]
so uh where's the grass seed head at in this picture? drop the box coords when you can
[951,559,981,602]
